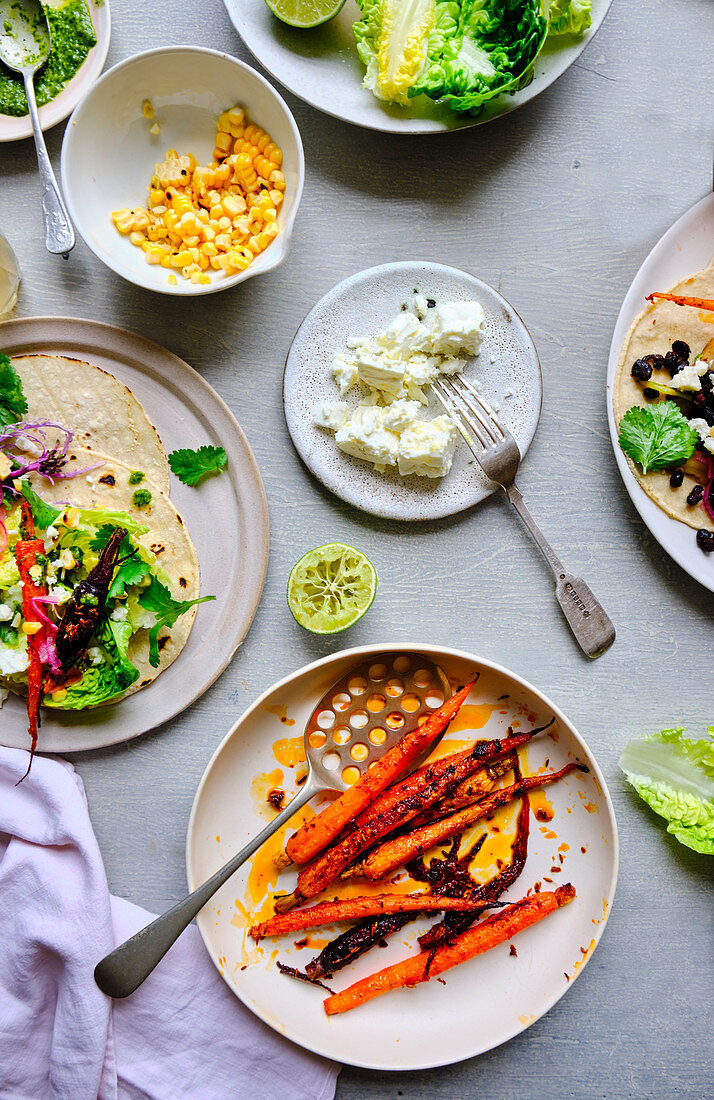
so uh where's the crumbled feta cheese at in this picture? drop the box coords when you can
[0,453,12,480]
[0,603,13,622]
[49,585,73,605]
[398,417,457,478]
[87,646,104,665]
[382,400,422,434]
[672,358,709,392]
[43,526,59,550]
[29,565,42,584]
[314,401,350,432]
[413,293,429,318]
[378,311,431,356]
[689,417,714,454]
[355,351,405,394]
[332,356,359,396]
[0,636,29,676]
[424,301,484,357]
[335,406,400,468]
[110,604,129,622]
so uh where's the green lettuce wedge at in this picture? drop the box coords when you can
[619,727,714,855]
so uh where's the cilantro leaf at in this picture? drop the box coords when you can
[89,525,151,598]
[619,403,698,475]
[19,482,61,531]
[138,575,215,667]
[0,354,27,428]
[168,445,227,487]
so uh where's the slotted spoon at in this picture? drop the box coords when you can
[94,652,452,998]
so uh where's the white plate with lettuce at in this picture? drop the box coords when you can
[228,0,610,134]
[606,192,714,594]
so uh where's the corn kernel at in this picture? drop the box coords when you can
[149,123,161,136]
[22,621,42,635]
[51,688,67,701]
[64,507,80,529]
[142,99,154,119]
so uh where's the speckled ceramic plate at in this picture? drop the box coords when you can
[283,261,542,521]
[0,0,111,143]
[187,643,618,1072]
[0,316,269,752]
[227,0,612,135]
[607,192,714,593]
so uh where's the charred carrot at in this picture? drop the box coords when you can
[251,893,501,940]
[285,681,476,866]
[14,502,47,783]
[646,292,714,312]
[353,723,547,831]
[287,723,541,906]
[406,754,515,828]
[350,763,585,881]
[323,885,577,1015]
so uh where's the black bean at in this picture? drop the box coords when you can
[631,358,653,381]
[672,340,690,360]
[696,529,714,553]
[664,351,684,376]
[687,485,704,506]
[643,353,666,371]
[669,470,684,489]
[643,387,660,399]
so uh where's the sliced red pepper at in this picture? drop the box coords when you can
[14,502,48,782]
[646,292,714,312]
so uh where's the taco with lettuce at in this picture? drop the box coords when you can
[0,353,214,776]
[613,260,714,555]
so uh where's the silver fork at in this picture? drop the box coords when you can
[432,374,615,659]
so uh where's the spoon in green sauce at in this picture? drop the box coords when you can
[0,0,74,254]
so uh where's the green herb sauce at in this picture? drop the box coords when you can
[0,0,96,117]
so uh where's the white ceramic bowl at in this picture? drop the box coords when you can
[0,0,111,143]
[61,46,304,295]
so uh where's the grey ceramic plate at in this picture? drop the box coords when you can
[283,261,542,521]
[0,317,269,752]
[228,0,613,135]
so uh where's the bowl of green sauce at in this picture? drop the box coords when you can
[0,0,110,142]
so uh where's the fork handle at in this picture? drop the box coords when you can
[504,483,616,658]
[94,776,320,999]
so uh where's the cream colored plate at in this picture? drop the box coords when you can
[0,316,269,752]
[187,644,618,1072]
[0,0,111,143]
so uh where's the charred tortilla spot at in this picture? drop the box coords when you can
[179,577,187,588]
[158,636,170,652]
[98,474,116,486]
[140,679,151,687]
[150,543,165,555]
[177,515,184,525]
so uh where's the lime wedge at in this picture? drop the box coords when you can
[263,0,345,28]
[287,543,377,634]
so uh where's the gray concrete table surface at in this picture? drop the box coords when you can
[3,0,713,1096]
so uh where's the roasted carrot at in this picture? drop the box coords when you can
[323,885,576,1015]
[646,292,714,311]
[286,724,541,907]
[406,754,515,828]
[352,724,547,831]
[285,681,475,866]
[251,893,500,940]
[349,763,585,881]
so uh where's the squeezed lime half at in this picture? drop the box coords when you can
[263,0,345,28]
[287,543,377,634]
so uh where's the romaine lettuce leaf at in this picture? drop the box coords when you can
[542,0,591,36]
[411,0,547,113]
[619,727,714,855]
[43,618,139,710]
[353,0,438,104]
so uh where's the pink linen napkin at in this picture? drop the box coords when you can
[0,746,339,1100]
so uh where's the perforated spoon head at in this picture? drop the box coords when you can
[0,0,50,77]
[302,652,452,795]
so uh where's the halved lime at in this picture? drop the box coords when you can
[287,543,377,634]
[263,0,345,28]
